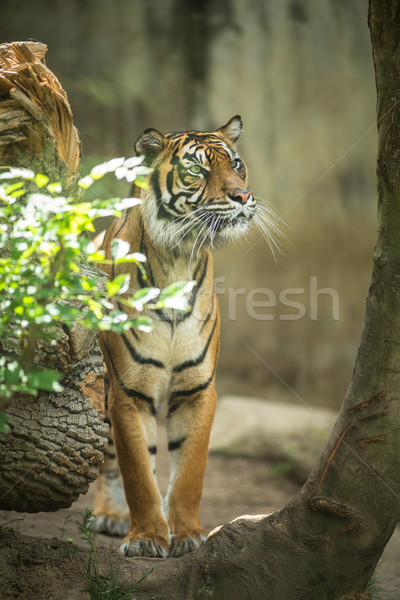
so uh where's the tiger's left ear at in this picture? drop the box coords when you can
[135,128,167,164]
[216,115,243,143]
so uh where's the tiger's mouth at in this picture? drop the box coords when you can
[201,200,256,230]
[180,203,255,250]
[207,210,254,232]
[149,194,256,253]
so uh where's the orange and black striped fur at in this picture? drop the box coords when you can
[94,116,256,558]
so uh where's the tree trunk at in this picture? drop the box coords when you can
[81,1,399,598]
[0,41,80,191]
[0,42,108,511]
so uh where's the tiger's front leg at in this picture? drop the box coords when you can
[107,388,169,557]
[166,380,217,557]
[100,328,170,558]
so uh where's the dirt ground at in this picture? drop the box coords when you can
[0,423,301,599]
[0,423,399,599]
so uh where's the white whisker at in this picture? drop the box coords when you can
[189,217,211,270]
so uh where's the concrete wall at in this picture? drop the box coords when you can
[1,0,378,407]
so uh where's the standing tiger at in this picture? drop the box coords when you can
[94,116,270,558]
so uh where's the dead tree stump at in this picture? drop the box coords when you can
[0,41,108,511]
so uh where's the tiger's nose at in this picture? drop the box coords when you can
[232,188,252,204]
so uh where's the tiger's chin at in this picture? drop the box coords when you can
[214,218,252,245]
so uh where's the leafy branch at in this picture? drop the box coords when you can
[0,158,193,431]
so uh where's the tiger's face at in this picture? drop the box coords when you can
[135,115,256,253]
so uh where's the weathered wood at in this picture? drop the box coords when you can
[0,41,80,191]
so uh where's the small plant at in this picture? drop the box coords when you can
[60,513,73,542]
[76,507,152,600]
[198,580,214,597]
[270,444,298,478]
[187,580,214,600]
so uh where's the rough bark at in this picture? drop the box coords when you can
[0,346,108,512]
[77,1,399,598]
[0,42,108,511]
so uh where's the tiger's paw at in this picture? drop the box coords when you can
[169,529,207,558]
[120,532,170,558]
[93,513,129,537]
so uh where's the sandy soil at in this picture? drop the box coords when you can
[0,424,399,599]
[0,422,300,599]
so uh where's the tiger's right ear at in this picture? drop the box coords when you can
[135,128,167,164]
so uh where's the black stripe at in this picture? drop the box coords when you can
[167,363,217,418]
[148,445,157,455]
[193,253,209,293]
[193,253,207,280]
[175,254,209,324]
[200,289,215,333]
[166,402,182,417]
[171,366,216,397]
[168,437,186,452]
[150,306,175,330]
[173,316,217,372]
[157,200,178,222]
[166,169,174,196]
[153,249,169,274]
[121,333,164,368]
[102,343,157,417]
[150,169,161,201]
[149,255,208,328]
[138,218,156,288]
[131,327,140,341]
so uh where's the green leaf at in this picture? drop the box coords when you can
[0,168,34,180]
[26,367,63,392]
[35,173,49,188]
[90,157,125,179]
[129,287,160,311]
[106,273,131,296]
[0,413,10,434]
[47,182,62,194]
[5,361,24,385]
[9,188,25,199]
[135,175,149,189]
[114,251,147,265]
[5,181,25,195]
[111,238,130,261]
[113,197,141,210]
[156,280,196,311]
[131,316,153,332]
[78,175,94,189]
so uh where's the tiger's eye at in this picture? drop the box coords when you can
[188,164,202,175]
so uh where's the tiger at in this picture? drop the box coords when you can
[93,116,269,559]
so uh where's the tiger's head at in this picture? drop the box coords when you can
[135,115,256,254]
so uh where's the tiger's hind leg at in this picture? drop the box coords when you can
[165,384,217,557]
[93,449,129,537]
[93,377,129,537]
[93,460,129,537]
